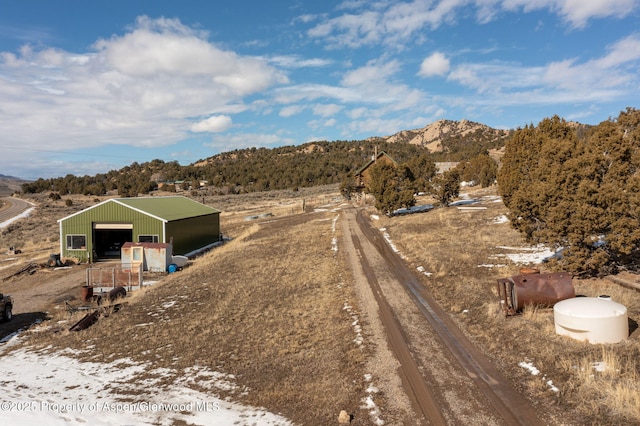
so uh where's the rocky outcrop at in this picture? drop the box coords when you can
[383,119,508,152]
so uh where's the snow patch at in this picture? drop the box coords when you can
[161,300,177,309]
[493,244,558,265]
[519,360,559,393]
[343,302,363,346]
[416,265,433,277]
[519,361,540,376]
[331,215,339,252]
[0,346,292,425]
[362,374,384,425]
[0,206,35,228]
[380,228,406,260]
[492,215,509,224]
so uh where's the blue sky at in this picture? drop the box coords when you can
[1,1,639,180]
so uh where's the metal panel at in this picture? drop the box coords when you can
[165,213,220,255]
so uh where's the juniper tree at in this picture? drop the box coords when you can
[430,169,460,207]
[457,153,498,187]
[366,162,415,216]
[498,108,640,276]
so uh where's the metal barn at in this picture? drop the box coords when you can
[57,196,221,263]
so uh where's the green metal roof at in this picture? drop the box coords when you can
[114,196,220,222]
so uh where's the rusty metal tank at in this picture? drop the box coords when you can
[81,285,93,302]
[497,271,575,315]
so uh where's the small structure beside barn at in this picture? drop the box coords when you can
[121,242,172,273]
[58,196,221,263]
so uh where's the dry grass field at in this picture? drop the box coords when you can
[1,184,640,424]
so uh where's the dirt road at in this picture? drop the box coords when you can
[339,206,547,425]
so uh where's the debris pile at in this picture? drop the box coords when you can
[67,286,127,331]
[2,263,38,281]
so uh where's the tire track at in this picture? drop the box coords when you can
[350,231,446,425]
[352,208,545,425]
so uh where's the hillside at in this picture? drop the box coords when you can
[19,119,509,196]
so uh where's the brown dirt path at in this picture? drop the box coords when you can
[339,206,548,425]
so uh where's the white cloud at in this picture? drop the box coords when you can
[499,0,640,28]
[191,115,232,133]
[418,52,450,77]
[267,54,334,68]
[307,117,338,130]
[595,33,640,68]
[348,107,368,119]
[272,84,362,104]
[312,103,343,117]
[343,116,411,136]
[293,13,320,24]
[309,0,639,48]
[443,32,640,111]
[205,132,296,150]
[448,61,546,94]
[0,16,287,156]
[279,104,307,117]
[339,59,426,109]
[341,59,401,87]
[542,34,640,91]
[307,10,381,48]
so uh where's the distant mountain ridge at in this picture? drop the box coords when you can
[0,174,28,196]
[375,119,511,153]
[0,174,24,181]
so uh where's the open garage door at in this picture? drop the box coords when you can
[93,223,133,260]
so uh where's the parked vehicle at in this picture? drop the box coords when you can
[0,293,13,321]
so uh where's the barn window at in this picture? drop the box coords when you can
[138,235,159,243]
[66,234,86,250]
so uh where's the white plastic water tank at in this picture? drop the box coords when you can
[553,296,628,344]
